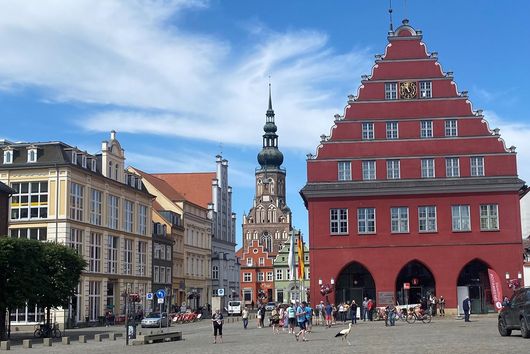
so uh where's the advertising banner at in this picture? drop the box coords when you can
[488,268,504,311]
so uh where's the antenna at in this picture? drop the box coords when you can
[404,0,408,21]
[218,142,223,156]
[389,0,394,31]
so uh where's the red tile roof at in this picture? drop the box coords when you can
[153,172,215,209]
[131,168,186,202]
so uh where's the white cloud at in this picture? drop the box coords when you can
[484,110,530,183]
[0,0,371,151]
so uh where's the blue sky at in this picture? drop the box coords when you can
[1,1,529,248]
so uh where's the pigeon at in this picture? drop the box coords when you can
[334,322,353,345]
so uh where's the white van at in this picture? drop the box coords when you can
[227,301,242,316]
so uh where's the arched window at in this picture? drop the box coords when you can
[260,232,272,252]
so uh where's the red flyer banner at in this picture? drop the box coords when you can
[488,268,504,311]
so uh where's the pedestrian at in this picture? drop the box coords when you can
[256,304,262,328]
[259,305,266,328]
[367,298,374,321]
[431,294,438,317]
[439,296,445,316]
[332,303,337,324]
[463,297,471,322]
[242,306,249,329]
[212,309,224,344]
[317,301,324,325]
[338,303,345,323]
[362,297,368,321]
[502,296,510,308]
[287,302,296,334]
[350,300,358,324]
[305,302,313,333]
[251,300,254,310]
[325,302,333,328]
[388,304,396,326]
[295,301,308,342]
[271,306,280,334]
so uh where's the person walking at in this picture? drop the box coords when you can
[271,306,280,334]
[242,306,249,329]
[387,304,396,326]
[212,309,224,344]
[305,303,313,333]
[367,298,374,321]
[259,305,266,328]
[324,302,333,328]
[338,303,345,323]
[287,303,296,334]
[463,297,471,322]
[350,300,358,324]
[295,301,308,342]
[362,297,368,321]
[439,296,445,316]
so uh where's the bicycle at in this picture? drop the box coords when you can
[33,323,62,338]
[405,309,432,324]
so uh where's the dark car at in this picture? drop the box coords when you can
[498,287,530,338]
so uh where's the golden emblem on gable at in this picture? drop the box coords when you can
[400,81,417,99]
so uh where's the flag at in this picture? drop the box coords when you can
[297,234,305,280]
[288,232,295,281]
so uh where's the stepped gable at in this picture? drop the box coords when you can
[310,19,516,182]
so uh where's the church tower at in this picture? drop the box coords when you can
[242,85,292,256]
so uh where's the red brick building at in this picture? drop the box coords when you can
[301,20,525,314]
[237,240,275,307]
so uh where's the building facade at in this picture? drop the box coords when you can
[237,239,275,306]
[301,20,525,314]
[273,230,310,303]
[151,211,174,313]
[130,168,212,310]
[0,131,153,327]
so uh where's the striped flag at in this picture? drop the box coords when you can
[297,233,305,280]
[288,232,295,280]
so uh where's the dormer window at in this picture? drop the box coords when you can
[81,154,87,168]
[91,159,97,172]
[136,178,142,190]
[3,150,13,164]
[27,148,37,163]
[71,151,77,164]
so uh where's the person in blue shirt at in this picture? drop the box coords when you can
[305,303,313,333]
[295,301,308,341]
[325,302,333,328]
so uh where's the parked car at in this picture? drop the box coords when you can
[498,287,530,338]
[227,301,242,316]
[265,302,276,311]
[141,312,170,328]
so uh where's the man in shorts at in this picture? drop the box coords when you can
[325,302,333,328]
[295,301,308,342]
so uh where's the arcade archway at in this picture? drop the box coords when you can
[395,260,435,305]
[335,262,376,305]
[457,259,492,314]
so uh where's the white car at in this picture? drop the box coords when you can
[141,312,170,328]
[265,302,276,311]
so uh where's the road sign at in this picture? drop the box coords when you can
[146,292,153,300]
[156,289,166,299]
[157,298,164,304]
[217,288,225,296]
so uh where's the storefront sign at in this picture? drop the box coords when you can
[377,291,395,306]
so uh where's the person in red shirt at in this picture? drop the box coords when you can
[367,299,374,321]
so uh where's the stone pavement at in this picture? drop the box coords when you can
[2,315,529,353]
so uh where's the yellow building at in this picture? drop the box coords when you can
[0,131,152,327]
[130,167,212,310]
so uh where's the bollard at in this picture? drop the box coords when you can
[109,333,117,341]
[79,335,87,343]
[43,338,52,347]
[62,337,70,345]
[94,334,102,342]
[0,340,10,350]
[22,339,32,349]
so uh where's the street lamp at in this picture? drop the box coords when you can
[319,277,335,304]
[505,272,523,290]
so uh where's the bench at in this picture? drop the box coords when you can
[132,331,182,345]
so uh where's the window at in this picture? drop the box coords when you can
[421,159,435,178]
[471,157,484,177]
[419,81,432,98]
[243,289,252,302]
[81,155,87,168]
[91,159,97,172]
[123,238,133,275]
[71,151,77,164]
[246,258,253,266]
[137,241,147,276]
[420,120,433,138]
[386,121,398,139]
[154,266,160,283]
[69,182,84,221]
[107,195,119,229]
[89,232,101,273]
[330,208,348,234]
[124,200,134,232]
[385,82,398,100]
[386,160,400,179]
[258,257,265,266]
[212,265,219,280]
[362,160,376,180]
[452,205,471,231]
[243,272,252,282]
[445,119,458,137]
[338,161,352,181]
[107,235,119,274]
[27,148,37,163]
[362,122,374,140]
[391,207,409,233]
[68,228,83,254]
[10,182,48,220]
[166,267,171,283]
[257,272,264,282]
[480,204,499,231]
[166,245,171,261]
[275,269,283,280]
[267,272,274,281]
[138,205,148,235]
[358,208,376,234]
[89,189,102,225]
[160,267,166,284]
[88,281,101,321]
[10,228,47,241]
[418,206,437,232]
[446,157,460,177]
[3,150,13,164]
[154,243,161,259]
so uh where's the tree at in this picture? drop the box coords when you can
[0,238,86,340]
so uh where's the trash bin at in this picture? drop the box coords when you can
[127,324,137,340]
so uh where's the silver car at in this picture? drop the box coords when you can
[141,312,170,328]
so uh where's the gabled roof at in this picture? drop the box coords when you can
[131,168,186,202]
[153,172,215,209]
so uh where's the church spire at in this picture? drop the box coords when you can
[257,83,284,170]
